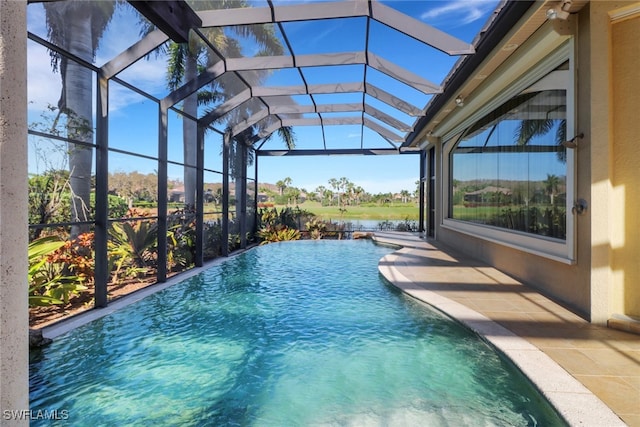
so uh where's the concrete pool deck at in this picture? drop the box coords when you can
[374,231,640,427]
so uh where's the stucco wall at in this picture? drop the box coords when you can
[611,10,640,317]
[586,1,639,323]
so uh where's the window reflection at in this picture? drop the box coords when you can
[450,89,567,240]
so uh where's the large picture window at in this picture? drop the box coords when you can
[449,81,569,242]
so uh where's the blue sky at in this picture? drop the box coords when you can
[27,0,500,195]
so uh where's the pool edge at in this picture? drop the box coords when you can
[41,251,246,340]
[374,236,626,427]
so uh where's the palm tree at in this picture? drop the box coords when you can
[315,185,327,205]
[275,177,292,196]
[543,174,561,205]
[44,1,117,238]
[353,185,364,205]
[164,0,295,206]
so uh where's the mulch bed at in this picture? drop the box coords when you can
[29,277,157,330]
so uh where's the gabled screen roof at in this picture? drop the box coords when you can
[29,0,501,155]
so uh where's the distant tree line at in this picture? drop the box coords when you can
[261,176,420,207]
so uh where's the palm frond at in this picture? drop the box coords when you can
[197,90,221,106]
[261,125,296,150]
[514,119,554,146]
[44,1,116,71]
[556,119,567,163]
[91,1,117,54]
[232,24,284,56]
[277,126,296,150]
[166,43,187,90]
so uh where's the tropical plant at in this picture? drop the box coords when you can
[166,207,196,271]
[257,225,301,245]
[543,174,561,205]
[229,233,243,252]
[305,217,327,240]
[28,170,72,240]
[28,236,66,306]
[28,235,91,307]
[203,219,223,259]
[276,177,292,196]
[257,207,303,244]
[108,209,158,282]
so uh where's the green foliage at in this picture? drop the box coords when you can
[257,207,303,244]
[229,233,242,252]
[167,208,196,272]
[305,217,327,240]
[109,220,157,268]
[108,211,157,282]
[28,171,72,239]
[203,220,223,260]
[28,236,88,307]
[257,226,301,244]
[491,206,566,239]
[106,194,129,219]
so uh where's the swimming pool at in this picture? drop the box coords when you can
[30,240,566,426]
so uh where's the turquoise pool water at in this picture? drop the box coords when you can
[30,240,566,426]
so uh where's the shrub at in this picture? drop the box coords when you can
[257,207,303,244]
[108,209,157,283]
[305,217,327,240]
[167,207,196,272]
[28,235,91,306]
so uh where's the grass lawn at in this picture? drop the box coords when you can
[451,205,500,221]
[273,201,420,221]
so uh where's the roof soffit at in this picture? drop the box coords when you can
[407,0,587,147]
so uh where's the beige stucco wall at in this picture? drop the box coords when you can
[586,1,639,323]
[611,9,640,317]
[0,0,29,423]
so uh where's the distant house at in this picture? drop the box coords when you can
[169,186,185,203]
[463,186,511,206]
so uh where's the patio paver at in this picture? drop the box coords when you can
[374,231,640,427]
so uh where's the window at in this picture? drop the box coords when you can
[443,59,575,262]
[450,89,567,239]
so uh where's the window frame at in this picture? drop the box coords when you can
[441,41,576,264]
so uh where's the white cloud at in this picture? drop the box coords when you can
[420,0,497,27]
[27,42,63,115]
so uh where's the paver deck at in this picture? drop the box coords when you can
[373,231,640,427]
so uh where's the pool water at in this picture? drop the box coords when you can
[30,240,566,426]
